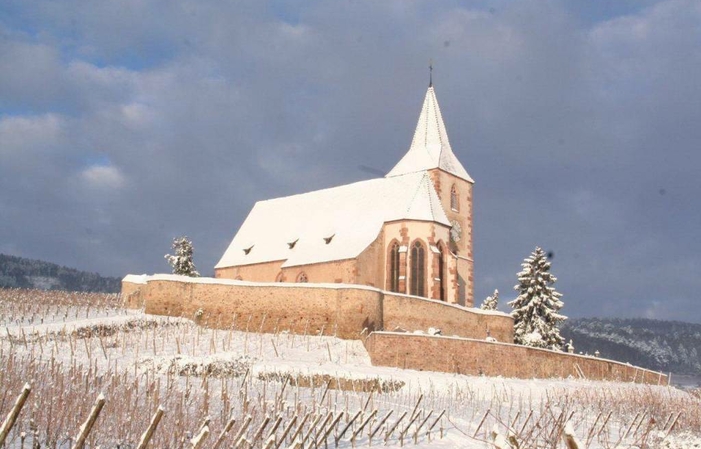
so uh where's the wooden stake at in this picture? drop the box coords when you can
[0,383,31,447]
[136,406,164,449]
[71,393,105,449]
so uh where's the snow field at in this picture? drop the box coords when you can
[1,289,700,448]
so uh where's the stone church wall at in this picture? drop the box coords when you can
[122,275,511,341]
[382,293,512,342]
[215,259,358,284]
[364,332,668,386]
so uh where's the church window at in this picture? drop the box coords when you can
[235,275,243,281]
[450,185,459,212]
[297,272,308,283]
[388,242,400,292]
[437,243,445,301]
[275,272,284,282]
[410,241,426,297]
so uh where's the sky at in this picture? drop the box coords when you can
[1,0,700,322]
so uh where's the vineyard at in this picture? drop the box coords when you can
[1,288,700,448]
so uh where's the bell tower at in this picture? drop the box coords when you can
[386,84,475,306]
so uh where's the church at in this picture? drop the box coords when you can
[214,83,475,306]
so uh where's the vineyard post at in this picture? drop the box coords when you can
[136,406,164,449]
[336,410,361,444]
[315,412,343,448]
[231,415,252,449]
[265,416,283,443]
[368,410,393,445]
[190,423,210,449]
[384,411,407,443]
[288,412,311,446]
[300,414,323,447]
[249,416,271,448]
[0,383,31,447]
[71,393,105,449]
[412,410,433,444]
[409,394,424,422]
[426,410,445,442]
[563,422,581,449]
[212,417,236,449]
[349,409,377,446]
[273,414,298,449]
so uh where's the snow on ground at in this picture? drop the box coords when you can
[2,299,700,448]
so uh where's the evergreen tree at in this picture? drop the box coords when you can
[508,247,566,350]
[480,289,499,311]
[165,236,200,277]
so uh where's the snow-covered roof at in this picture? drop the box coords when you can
[215,171,449,269]
[386,86,473,183]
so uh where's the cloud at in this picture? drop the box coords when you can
[80,164,126,190]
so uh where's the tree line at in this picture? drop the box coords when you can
[0,253,121,293]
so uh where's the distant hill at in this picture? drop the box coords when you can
[0,253,121,293]
[561,317,701,376]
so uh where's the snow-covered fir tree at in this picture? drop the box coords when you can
[480,289,499,311]
[165,236,200,277]
[508,247,566,350]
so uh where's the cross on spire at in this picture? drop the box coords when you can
[429,59,433,87]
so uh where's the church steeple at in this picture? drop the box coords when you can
[386,86,473,183]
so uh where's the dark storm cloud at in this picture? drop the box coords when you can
[1,0,699,322]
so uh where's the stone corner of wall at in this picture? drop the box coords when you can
[121,279,146,309]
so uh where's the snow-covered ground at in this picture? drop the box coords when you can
[1,291,700,448]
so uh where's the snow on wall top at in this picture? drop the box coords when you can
[215,171,450,269]
[122,274,149,284]
[386,86,473,183]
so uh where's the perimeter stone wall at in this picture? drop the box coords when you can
[143,278,382,339]
[122,275,512,341]
[364,332,668,385]
[383,293,513,342]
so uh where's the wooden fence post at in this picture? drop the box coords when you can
[212,417,236,449]
[190,423,209,449]
[71,393,106,449]
[563,422,581,449]
[0,383,31,447]
[136,406,164,449]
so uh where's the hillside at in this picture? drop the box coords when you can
[0,253,121,293]
[2,288,700,448]
[561,317,701,375]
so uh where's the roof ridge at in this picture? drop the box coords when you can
[405,173,426,215]
[423,172,436,221]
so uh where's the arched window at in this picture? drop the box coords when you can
[388,242,400,292]
[275,272,284,282]
[410,241,426,297]
[297,272,308,283]
[235,275,243,281]
[450,185,459,212]
[437,243,445,301]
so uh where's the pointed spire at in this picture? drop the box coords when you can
[386,86,473,182]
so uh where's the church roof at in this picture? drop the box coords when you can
[215,171,449,269]
[386,86,473,183]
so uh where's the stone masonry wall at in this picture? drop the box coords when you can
[382,293,513,342]
[143,278,382,339]
[121,275,147,308]
[364,332,668,385]
[124,275,511,341]
[215,259,358,284]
